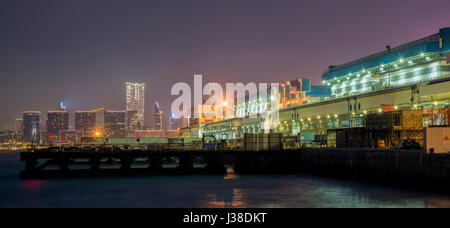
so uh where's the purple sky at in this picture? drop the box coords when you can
[1,0,449,129]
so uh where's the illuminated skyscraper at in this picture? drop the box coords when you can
[126,82,145,127]
[169,114,176,130]
[23,111,41,143]
[126,110,139,137]
[154,102,163,130]
[169,113,188,130]
[75,111,97,137]
[104,111,126,138]
[47,110,69,142]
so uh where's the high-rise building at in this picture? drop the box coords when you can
[169,114,176,130]
[47,111,69,142]
[126,82,145,127]
[75,111,97,137]
[23,111,41,143]
[14,118,23,133]
[169,113,188,130]
[104,111,126,138]
[154,102,163,130]
[126,110,140,137]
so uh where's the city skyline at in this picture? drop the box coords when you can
[1,0,450,211]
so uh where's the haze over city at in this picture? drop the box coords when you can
[1,0,450,129]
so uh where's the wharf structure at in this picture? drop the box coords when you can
[181,27,450,150]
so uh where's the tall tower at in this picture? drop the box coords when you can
[75,111,97,137]
[47,110,69,143]
[104,111,126,138]
[23,111,41,143]
[154,102,163,130]
[125,82,145,128]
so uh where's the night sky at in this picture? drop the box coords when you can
[1,0,449,129]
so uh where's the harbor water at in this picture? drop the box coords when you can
[1,151,449,208]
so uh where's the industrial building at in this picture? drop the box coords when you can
[181,27,450,149]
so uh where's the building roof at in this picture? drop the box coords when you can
[322,27,450,81]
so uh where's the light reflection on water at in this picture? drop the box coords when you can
[1,152,450,208]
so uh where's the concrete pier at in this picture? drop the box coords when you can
[20,148,450,190]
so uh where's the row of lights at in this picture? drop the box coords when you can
[324,52,431,86]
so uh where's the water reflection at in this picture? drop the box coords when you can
[21,180,45,190]
[223,168,240,180]
[1,152,450,208]
[204,189,248,208]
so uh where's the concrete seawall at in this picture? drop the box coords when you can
[296,148,450,190]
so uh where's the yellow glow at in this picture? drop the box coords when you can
[222,101,228,107]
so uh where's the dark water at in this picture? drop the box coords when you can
[1,151,449,208]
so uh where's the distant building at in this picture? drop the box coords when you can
[169,114,176,130]
[142,125,152,130]
[15,118,23,133]
[126,82,145,127]
[104,111,126,138]
[154,102,163,130]
[170,113,189,130]
[126,110,140,136]
[59,129,82,145]
[75,111,97,137]
[23,111,41,143]
[14,118,23,142]
[134,130,179,139]
[47,111,69,142]
[0,131,12,144]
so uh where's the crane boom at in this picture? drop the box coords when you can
[91,108,105,112]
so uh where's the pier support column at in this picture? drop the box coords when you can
[179,155,194,171]
[90,157,101,176]
[58,158,70,174]
[25,158,37,171]
[150,155,163,171]
[234,155,254,173]
[205,155,225,174]
[120,157,132,175]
